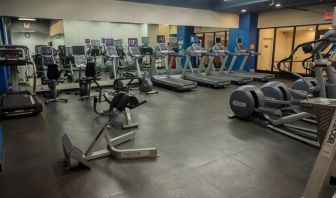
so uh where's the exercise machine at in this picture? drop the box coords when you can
[58,45,75,82]
[226,38,275,82]
[104,40,120,79]
[151,38,197,91]
[44,64,68,104]
[205,43,253,84]
[139,37,153,67]
[301,98,336,198]
[128,38,157,94]
[40,46,56,82]
[87,40,103,71]
[182,38,230,88]
[0,45,43,117]
[61,92,158,169]
[93,91,139,129]
[229,26,336,147]
[204,43,253,85]
[96,45,140,129]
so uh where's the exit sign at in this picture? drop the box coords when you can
[324,11,334,20]
[23,22,30,30]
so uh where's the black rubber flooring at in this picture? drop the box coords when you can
[0,82,318,198]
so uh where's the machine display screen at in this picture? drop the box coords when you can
[66,47,73,56]
[41,47,53,56]
[72,46,86,55]
[169,37,177,44]
[191,36,200,44]
[237,37,242,44]
[128,38,138,47]
[106,46,118,56]
[142,37,149,45]
[115,39,123,47]
[106,38,114,46]
[85,39,91,44]
[192,43,202,51]
[216,44,225,51]
[91,40,101,47]
[157,35,165,44]
[0,49,24,59]
[35,45,47,54]
[129,46,140,54]
[158,43,168,52]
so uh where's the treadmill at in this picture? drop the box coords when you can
[226,38,275,82]
[182,42,230,88]
[205,43,253,85]
[151,42,197,91]
[0,45,43,117]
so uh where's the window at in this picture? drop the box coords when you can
[292,26,316,74]
[274,27,294,72]
[257,28,274,71]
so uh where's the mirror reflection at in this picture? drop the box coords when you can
[6,17,228,93]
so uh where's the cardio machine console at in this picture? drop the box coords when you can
[129,46,142,57]
[158,43,169,54]
[106,46,119,58]
[41,46,55,65]
[213,43,228,54]
[0,45,30,66]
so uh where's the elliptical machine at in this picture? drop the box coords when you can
[229,32,336,147]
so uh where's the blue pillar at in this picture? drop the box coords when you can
[177,26,194,66]
[0,16,8,94]
[238,13,258,71]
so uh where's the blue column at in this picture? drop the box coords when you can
[0,16,8,94]
[238,13,258,71]
[177,26,194,66]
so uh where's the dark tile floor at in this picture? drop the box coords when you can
[0,82,319,198]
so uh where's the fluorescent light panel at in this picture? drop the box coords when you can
[18,18,36,21]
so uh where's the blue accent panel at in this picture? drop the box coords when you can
[237,13,258,71]
[177,26,195,67]
[228,28,239,69]
[7,29,11,44]
[0,17,9,94]
[0,125,3,171]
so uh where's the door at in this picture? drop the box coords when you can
[259,38,273,71]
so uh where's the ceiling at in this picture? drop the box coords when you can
[118,0,335,13]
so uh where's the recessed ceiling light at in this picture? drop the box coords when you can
[18,17,36,21]
[309,28,314,31]
[241,9,247,13]
[329,27,333,30]
[275,3,281,7]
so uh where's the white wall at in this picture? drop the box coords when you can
[63,20,148,46]
[11,32,50,53]
[258,3,336,28]
[0,0,239,28]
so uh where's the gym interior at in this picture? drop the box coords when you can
[0,0,336,197]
